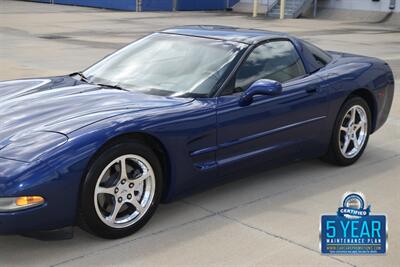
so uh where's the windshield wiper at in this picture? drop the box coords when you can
[96,83,129,91]
[70,72,90,83]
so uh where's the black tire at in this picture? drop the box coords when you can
[322,96,371,166]
[79,140,163,239]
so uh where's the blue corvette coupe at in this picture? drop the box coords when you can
[0,26,394,239]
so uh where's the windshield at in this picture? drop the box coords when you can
[83,33,246,97]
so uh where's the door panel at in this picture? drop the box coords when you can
[216,74,328,177]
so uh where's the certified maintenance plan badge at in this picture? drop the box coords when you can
[320,192,387,254]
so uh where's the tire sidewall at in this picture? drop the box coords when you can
[80,141,163,239]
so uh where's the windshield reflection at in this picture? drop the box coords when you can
[83,33,247,97]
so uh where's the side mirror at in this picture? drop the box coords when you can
[239,79,282,106]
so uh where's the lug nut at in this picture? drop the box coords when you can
[127,194,132,200]
[129,183,134,188]
[114,188,119,194]
[118,197,123,203]
[121,179,126,185]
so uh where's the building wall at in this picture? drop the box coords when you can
[237,0,270,4]
[177,0,240,10]
[319,0,399,12]
[25,0,240,11]
[54,0,137,10]
[234,0,277,13]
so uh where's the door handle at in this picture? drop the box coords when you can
[306,86,319,94]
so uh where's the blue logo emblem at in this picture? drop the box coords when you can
[320,192,387,254]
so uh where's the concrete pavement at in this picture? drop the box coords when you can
[0,1,399,266]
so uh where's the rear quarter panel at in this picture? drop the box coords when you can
[317,52,394,135]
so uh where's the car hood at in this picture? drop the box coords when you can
[0,77,193,145]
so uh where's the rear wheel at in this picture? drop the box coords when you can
[322,96,371,166]
[79,141,163,239]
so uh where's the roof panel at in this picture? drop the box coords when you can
[161,25,289,44]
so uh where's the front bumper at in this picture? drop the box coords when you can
[0,157,77,234]
[0,204,49,234]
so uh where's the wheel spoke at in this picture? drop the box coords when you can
[119,158,128,180]
[129,198,144,214]
[342,137,351,154]
[355,121,366,132]
[134,170,151,184]
[96,186,115,196]
[109,201,124,222]
[350,108,356,124]
[340,126,348,133]
[352,137,360,150]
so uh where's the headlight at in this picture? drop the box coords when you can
[0,131,68,162]
[0,196,45,212]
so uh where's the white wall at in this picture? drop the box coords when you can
[235,0,278,13]
[239,0,270,4]
[320,0,399,12]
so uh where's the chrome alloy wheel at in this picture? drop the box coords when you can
[338,105,368,159]
[94,155,155,229]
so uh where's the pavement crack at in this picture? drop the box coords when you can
[220,213,357,267]
[182,200,356,267]
[50,212,216,267]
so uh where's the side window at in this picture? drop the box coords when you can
[302,41,332,69]
[233,41,306,93]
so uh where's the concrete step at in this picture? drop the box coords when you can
[268,10,297,14]
[270,6,301,11]
[268,13,297,18]
[268,10,298,17]
[268,9,298,13]
[268,8,298,14]
[267,0,310,18]
[272,3,302,8]
[271,6,300,10]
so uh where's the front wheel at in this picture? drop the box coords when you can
[322,96,371,166]
[79,141,163,239]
